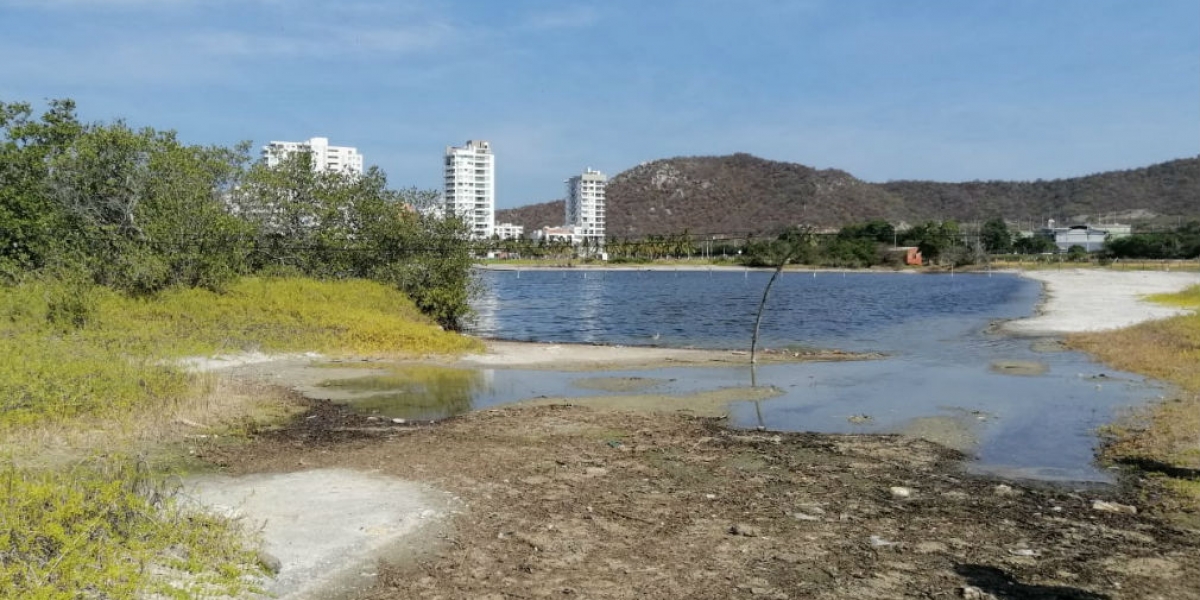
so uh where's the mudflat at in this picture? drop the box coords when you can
[179,268,1200,599]
[197,400,1200,600]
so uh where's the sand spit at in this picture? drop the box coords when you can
[455,340,871,371]
[1004,269,1200,335]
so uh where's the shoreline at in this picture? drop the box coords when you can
[475,263,923,273]
[177,268,1200,599]
[449,339,877,370]
[1003,269,1200,335]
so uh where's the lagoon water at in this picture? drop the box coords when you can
[459,268,1160,483]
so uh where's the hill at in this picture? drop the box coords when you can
[881,157,1200,226]
[497,155,1200,237]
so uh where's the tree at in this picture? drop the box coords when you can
[1013,235,1057,255]
[903,221,965,265]
[838,219,895,245]
[0,99,84,278]
[980,218,1013,253]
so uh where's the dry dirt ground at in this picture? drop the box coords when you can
[197,398,1200,600]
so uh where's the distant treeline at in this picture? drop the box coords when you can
[486,217,1200,265]
[0,99,474,328]
[1103,222,1200,260]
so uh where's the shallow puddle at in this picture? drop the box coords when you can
[313,351,1158,482]
[301,272,1170,483]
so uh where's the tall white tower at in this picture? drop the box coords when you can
[262,137,363,175]
[565,168,607,247]
[443,140,495,239]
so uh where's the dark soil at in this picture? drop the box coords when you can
[199,400,1200,600]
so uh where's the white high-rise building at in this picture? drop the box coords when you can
[565,168,607,247]
[262,137,364,175]
[443,140,495,239]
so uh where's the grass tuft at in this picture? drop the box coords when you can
[0,457,264,599]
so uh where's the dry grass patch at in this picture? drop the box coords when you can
[1068,285,1200,509]
[1,377,303,468]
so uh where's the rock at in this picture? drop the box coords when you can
[790,512,820,521]
[914,541,948,554]
[1007,548,1039,557]
[730,523,761,537]
[795,503,825,515]
[1092,500,1137,514]
[993,484,1019,497]
[868,535,897,547]
[890,486,913,499]
[391,417,406,424]
[960,586,996,599]
[256,549,282,575]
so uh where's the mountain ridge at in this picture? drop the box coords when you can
[496,154,1200,237]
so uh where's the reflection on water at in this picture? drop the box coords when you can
[319,365,489,421]
[314,271,1165,483]
[459,269,1163,483]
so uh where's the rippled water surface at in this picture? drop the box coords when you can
[463,268,1164,482]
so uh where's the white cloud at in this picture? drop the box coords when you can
[521,5,601,31]
[187,22,457,58]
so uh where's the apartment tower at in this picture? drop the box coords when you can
[565,168,607,247]
[261,137,363,174]
[443,140,495,239]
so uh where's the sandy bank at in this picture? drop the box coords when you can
[454,340,874,371]
[185,469,449,600]
[1003,269,1200,336]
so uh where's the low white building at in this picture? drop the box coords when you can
[1039,220,1132,252]
[494,222,524,240]
[532,225,586,245]
[262,137,364,175]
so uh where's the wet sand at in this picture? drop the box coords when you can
[453,340,875,371]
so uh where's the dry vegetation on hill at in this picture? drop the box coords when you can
[498,155,1200,238]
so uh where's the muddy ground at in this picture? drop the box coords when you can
[197,398,1200,600]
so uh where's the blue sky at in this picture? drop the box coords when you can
[2,0,1197,208]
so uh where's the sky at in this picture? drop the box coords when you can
[2,0,1197,209]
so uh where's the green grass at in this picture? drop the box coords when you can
[0,276,480,428]
[0,276,482,597]
[1148,284,1200,308]
[0,457,264,599]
